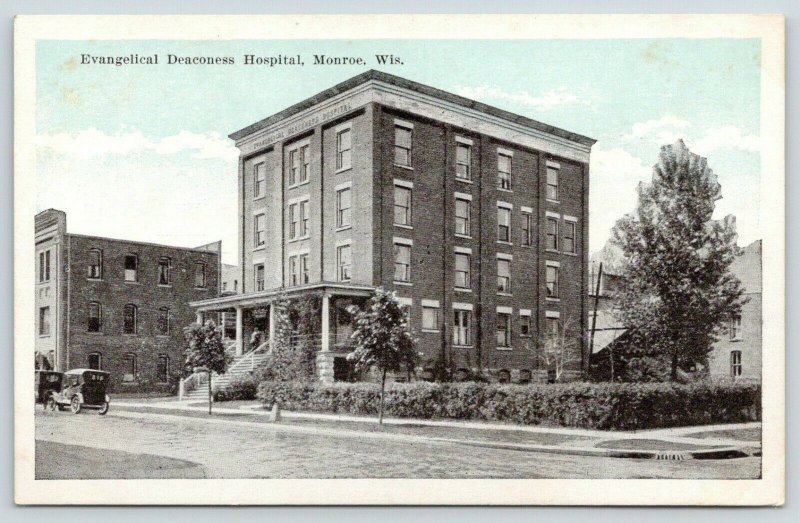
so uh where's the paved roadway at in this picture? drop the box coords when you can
[35,409,760,480]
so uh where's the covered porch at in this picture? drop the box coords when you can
[189,282,374,383]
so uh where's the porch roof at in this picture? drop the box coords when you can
[190,281,376,311]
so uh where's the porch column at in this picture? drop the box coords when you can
[268,303,276,352]
[321,293,330,352]
[220,312,227,339]
[196,311,203,325]
[235,306,243,356]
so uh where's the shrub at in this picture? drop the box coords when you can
[256,380,761,430]
[213,374,258,402]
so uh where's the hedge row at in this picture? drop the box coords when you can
[213,374,259,402]
[254,380,761,430]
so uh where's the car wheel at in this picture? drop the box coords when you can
[98,402,109,416]
[45,396,57,412]
[70,396,82,414]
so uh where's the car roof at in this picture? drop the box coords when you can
[65,368,110,375]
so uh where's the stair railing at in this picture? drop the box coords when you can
[178,370,207,401]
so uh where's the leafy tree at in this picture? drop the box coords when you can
[611,140,746,380]
[184,319,231,414]
[347,288,419,424]
[255,296,317,382]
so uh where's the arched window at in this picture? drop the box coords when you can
[87,301,102,332]
[123,304,138,334]
[194,261,207,288]
[498,369,511,384]
[158,307,171,335]
[87,249,103,279]
[122,353,137,382]
[124,254,138,282]
[156,355,170,383]
[87,352,102,370]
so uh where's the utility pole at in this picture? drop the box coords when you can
[589,263,607,379]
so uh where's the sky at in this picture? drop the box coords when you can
[35,39,761,265]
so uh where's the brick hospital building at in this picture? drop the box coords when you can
[191,70,595,383]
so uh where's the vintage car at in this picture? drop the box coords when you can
[35,370,63,409]
[47,368,110,415]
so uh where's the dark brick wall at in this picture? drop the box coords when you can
[65,234,220,390]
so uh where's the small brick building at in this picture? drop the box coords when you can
[192,70,595,383]
[34,209,221,390]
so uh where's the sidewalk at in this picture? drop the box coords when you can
[114,399,761,461]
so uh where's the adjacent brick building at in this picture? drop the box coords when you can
[34,209,221,390]
[191,70,595,383]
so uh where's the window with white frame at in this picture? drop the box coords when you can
[730,350,742,378]
[254,263,265,291]
[87,249,102,279]
[564,219,577,254]
[336,187,351,228]
[254,162,266,198]
[546,217,559,251]
[122,353,137,382]
[498,206,511,242]
[158,257,171,285]
[88,302,102,332]
[453,309,472,346]
[39,250,51,282]
[519,311,531,337]
[496,312,511,348]
[497,258,511,294]
[289,204,299,240]
[300,200,310,237]
[289,256,299,286]
[394,185,412,226]
[299,144,310,183]
[394,242,412,283]
[394,124,412,167]
[422,304,439,331]
[498,152,512,190]
[336,128,352,170]
[299,253,309,285]
[546,165,559,200]
[546,315,560,338]
[158,307,171,336]
[546,263,559,298]
[194,262,207,288]
[254,213,266,247]
[455,197,470,236]
[124,254,138,282]
[289,144,310,185]
[456,142,471,180]
[455,252,470,289]
[38,306,50,336]
[337,244,351,282]
[729,315,743,340]
[123,304,138,334]
[522,212,533,246]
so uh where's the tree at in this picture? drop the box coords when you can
[184,319,231,414]
[255,296,317,382]
[347,288,419,424]
[528,317,582,383]
[611,140,746,380]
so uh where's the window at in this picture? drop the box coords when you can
[520,313,531,337]
[289,204,298,240]
[88,352,102,370]
[290,201,310,239]
[289,148,301,185]
[496,312,511,348]
[498,206,511,242]
[546,264,559,298]
[546,317,560,338]
[497,258,511,294]
[254,213,266,247]
[730,350,742,378]
[122,353,136,382]
[498,370,511,384]
[522,213,533,247]
[88,302,102,332]
[123,304,137,334]
[290,255,308,286]
[157,355,170,382]
[39,250,51,282]
[453,310,472,346]
[455,198,470,236]
[254,162,266,198]
[455,253,470,289]
[498,153,512,190]
[729,315,743,341]
[298,144,310,184]
[124,254,138,282]
[564,220,577,254]
[394,242,411,282]
[222,281,227,291]
[336,187,351,228]
[87,249,102,279]
[254,263,265,291]
[300,200,310,238]
[422,306,439,331]
[337,245,351,282]
[456,143,471,180]
[289,257,298,286]
[299,254,309,285]
[194,262,207,288]
[336,128,352,170]
[39,306,50,336]
[158,307,171,336]
[394,185,412,226]
[158,257,171,285]
[394,125,412,167]
[546,217,559,250]
[547,166,559,200]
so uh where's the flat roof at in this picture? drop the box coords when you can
[230,69,597,146]
[68,232,222,255]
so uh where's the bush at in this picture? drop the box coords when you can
[213,374,258,402]
[256,380,761,430]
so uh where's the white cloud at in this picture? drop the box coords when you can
[454,85,587,110]
[624,115,759,155]
[692,125,760,155]
[37,128,238,161]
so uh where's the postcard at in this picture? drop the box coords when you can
[14,14,784,505]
